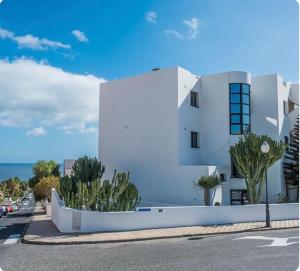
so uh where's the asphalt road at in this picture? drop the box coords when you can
[0,211,32,244]
[0,220,298,271]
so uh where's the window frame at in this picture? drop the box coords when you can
[190,91,199,108]
[191,131,199,148]
[229,83,251,135]
[283,100,288,116]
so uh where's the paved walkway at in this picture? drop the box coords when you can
[22,213,299,245]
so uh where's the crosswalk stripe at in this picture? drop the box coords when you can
[3,234,21,245]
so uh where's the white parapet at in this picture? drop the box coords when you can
[51,190,299,233]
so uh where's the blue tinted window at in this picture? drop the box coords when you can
[243,114,250,124]
[242,84,250,94]
[230,94,240,103]
[242,94,249,104]
[231,115,240,123]
[230,84,240,94]
[231,104,240,113]
[230,83,251,135]
[243,105,250,114]
[231,125,241,134]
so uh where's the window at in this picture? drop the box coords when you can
[283,101,288,116]
[190,91,199,107]
[230,189,248,205]
[288,100,295,113]
[191,131,199,148]
[229,83,251,135]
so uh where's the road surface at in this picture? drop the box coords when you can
[0,216,298,271]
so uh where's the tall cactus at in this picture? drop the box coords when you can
[59,156,141,211]
[72,156,105,188]
[230,133,286,203]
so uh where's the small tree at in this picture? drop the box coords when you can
[193,174,221,206]
[230,133,286,204]
[29,160,60,188]
[0,177,27,201]
[283,117,299,201]
[0,191,4,203]
[33,176,60,202]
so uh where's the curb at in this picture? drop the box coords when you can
[21,225,299,246]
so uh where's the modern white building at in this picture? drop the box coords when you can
[99,67,299,206]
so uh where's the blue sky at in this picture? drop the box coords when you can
[0,0,298,163]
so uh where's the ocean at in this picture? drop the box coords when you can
[0,163,63,182]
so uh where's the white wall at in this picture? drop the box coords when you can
[99,67,227,206]
[177,67,201,165]
[51,189,76,233]
[99,67,296,206]
[52,191,299,233]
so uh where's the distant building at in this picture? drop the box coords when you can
[63,159,75,177]
[99,67,299,206]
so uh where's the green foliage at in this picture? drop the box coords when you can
[283,117,299,201]
[101,171,141,212]
[193,175,221,190]
[33,176,60,202]
[29,160,60,188]
[59,166,141,212]
[72,156,105,188]
[193,174,221,206]
[0,191,4,203]
[229,133,286,204]
[0,177,28,201]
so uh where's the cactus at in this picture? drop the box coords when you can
[72,156,105,188]
[59,157,140,211]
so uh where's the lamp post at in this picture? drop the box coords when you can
[261,141,271,228]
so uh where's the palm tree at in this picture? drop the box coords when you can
[193,174,221,206]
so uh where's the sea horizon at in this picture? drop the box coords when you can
[0,162,63,182]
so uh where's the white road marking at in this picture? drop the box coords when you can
[234,235,299,247]
[0,267,3,271]
[3,234,21,245]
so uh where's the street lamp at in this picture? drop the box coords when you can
[261,141,271,227]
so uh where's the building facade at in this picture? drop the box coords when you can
[99,67,299,206]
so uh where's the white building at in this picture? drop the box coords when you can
[99,67,299,206]
[63,159,75,177]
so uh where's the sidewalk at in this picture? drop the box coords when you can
[22,213,299,245]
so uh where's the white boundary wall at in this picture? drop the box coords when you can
[51,190,299,233]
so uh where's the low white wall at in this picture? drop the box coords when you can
[51,190,299,233]
[51,189,77,233]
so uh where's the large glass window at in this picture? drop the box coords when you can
[229,83,251,135]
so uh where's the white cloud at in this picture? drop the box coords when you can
[0,28,14,39]
[0,27,71,50]
[145,11,157,24]
[183,18,199,39]
[165,29,183,39]
[26,127,47,136]
[71,30,88,43]
[0,58,105,134]
[165,18,203,39]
